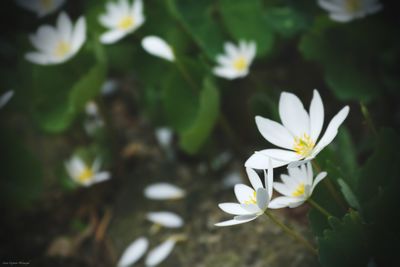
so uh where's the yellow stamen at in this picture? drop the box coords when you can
[233,56,247,71]
[54,41,71,58]
[244,191,257,205]
[77,167,94,183]
[293,133,315,157]
[292,183,305,197]
[345,0,361,13]
[117,16,135,30]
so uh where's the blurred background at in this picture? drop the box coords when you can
[0,0,399,266]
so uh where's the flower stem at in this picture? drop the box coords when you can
[360,102,378,137]
[264,211,317,255]
[307,198,333,218]
[311,161,347,211]
[175,57,198,93]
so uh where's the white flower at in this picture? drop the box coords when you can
[213,40,256,80]
[146,211,184,228]
[16,0,65,18]
[144,183,185,200]
[245,90,349,169]
[141,36,175,62]
[84,101,104,135]
[145,238,176,267]
[215,166,273,227]
[65,156,111,187]
[318,0,382,22]
[25,12,86,65]
[0,90,14,109]
[99,0,145,44]
[117,237,149,267]
[269,163,327,208]
[155,127,174,149]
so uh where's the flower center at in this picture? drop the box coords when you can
[292,183,305,197]
[293,133,315,157]
[77,167,94,183]
[233,56,247,71]
[345,0,361,13]
[54,41,71,58]
[40,0,53,10]
[118,16,135,30]
[244,191,257,205]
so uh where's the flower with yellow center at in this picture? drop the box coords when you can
[99,0,145,44]
[245,89,349,169]
[215,165,274,227]
[16,0,65,17]
[268,163,327,209]
[65,156,111,187]
[25,12,86,65]
[213,40,256,80]
[317,0,382,23]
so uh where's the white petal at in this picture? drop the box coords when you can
[144,183,185,200]
[309,89,324,141]
[0,90,14,108]
[259,149,302,162]
[279,91,310,137]
[146,212,183,228]
[132,0,144,18]
[288,199,306,208]
[313,106,350,155]
[155,128,173,149]
[25,52,50,65]
[234,184,255,204]
[246,168,263,190]
[306,162,313,185]
[311,172,328,194]
[216,55,232,66]
[213,66,242,80]
[273,182,291,196]
[256,188,269,210]
[240,203,260,213]
[145,239,176,267]
[218,203,252,215]
[329,12,354,22]
[255,116,294,149]
[117,237,149,267]
[268,196,296,209]
[317,0,343,13]
[234,214,258,222]
[224,42,239,58]
[57,12,73,41]
[245,152,288,169]
[100,30,127,44]
[215,216,256,227]
[71,17,86,53]
[92,172,111,184]
[266,159,273,198]
[141,36,175,62]
[287,158,313,169]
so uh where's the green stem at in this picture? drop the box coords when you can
[307,198,333,218]
[264,211,317,255]
[360,102,378,137]
[312,161,347,211]
[175,57,198,93]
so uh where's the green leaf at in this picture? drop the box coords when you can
[35,62,106,133]
[337,179,360,210]
[299,17,395,102]
[179,77,220,154]
[218,0,274,56]
[318,211,369,267]
[167,0,224,59]
[265,6,311,38]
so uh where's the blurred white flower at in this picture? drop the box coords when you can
[215,166,273,227]
[117,237,149,267]
[144,183,185,200]
[0,90,14,109]
[101,79,118,95]
[145,238,176,267]
[245,90,349,169]
[65,156,110,187]
[84,101,104,135]
[269,162,327,208]
[213,40,256,80]
[16,0,65,17]
[99,0,145,44]
[141,36,175,62]
[25,12,86,65]
[318,0,382,22]
[155,127,173,149]
[146,211,183,228]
